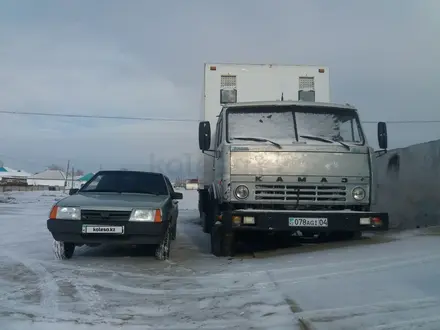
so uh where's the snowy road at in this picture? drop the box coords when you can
[1,190,440,330]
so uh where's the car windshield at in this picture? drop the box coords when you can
[227,106,364,144]
[80,171,169,195]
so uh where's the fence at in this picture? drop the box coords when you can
[0,185,61,193]
[374,139,440,230]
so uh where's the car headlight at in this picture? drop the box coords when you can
[234,185,249,199]
[129,209,162,222]
[51,206,81,220]
[352,187,366,201]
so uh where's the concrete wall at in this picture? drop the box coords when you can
[373,139,440,230]
[0,185,58,193]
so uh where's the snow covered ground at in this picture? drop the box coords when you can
[1,190,440,329]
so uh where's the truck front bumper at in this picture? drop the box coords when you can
[220,210,389,233]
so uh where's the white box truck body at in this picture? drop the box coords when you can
[199,63,331,189]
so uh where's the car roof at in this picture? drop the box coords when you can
[96,170,165,177]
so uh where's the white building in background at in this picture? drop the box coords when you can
[185,179,199,190]
[0,166,32,185]
[27,169,67,187]
[0,166,31,179]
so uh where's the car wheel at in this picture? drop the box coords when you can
[170,223,177,241]
[53,240,75,260]
[155,226,171,261]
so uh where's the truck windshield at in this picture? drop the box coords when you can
[226,106,364,144]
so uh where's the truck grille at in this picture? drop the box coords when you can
[81,210,132,221]
[255,184,347,202]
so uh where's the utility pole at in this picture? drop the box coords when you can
[64,160,70,193]
[71,167,74,190]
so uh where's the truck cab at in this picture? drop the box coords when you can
[197,63,389,257]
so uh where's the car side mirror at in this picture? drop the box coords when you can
[198,121,211,151]
[171,192,183,200]
[377,121,388,150]
[69,188,79,195]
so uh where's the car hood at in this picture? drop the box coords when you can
[57,192,169,210]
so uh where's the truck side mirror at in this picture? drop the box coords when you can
[377,121,388,150]
[198,121,211,151]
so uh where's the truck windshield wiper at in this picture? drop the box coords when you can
[231,137,282,149]
[299,135,350,150]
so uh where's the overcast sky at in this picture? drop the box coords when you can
[0,0,439,177]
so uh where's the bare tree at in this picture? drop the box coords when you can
[48,164,63,171]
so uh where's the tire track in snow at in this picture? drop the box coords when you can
[52,252,440,298]
[371,314,440,329]
[38,249,438,280]
[0,249,59,313]
[33,252,440,298]
[297,297,440,322]
[67,277,113,319]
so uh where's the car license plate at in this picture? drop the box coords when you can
[82,225,124,234]
[289,217,328,227]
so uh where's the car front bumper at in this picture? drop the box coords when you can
[47,219,167,245]
[220,210,389,233]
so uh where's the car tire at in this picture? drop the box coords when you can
[155,226,171,261]
[53,240,75,260]
[211,224,235,257]
[170,223,177,241]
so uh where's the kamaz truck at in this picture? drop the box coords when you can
[197,63,389,257]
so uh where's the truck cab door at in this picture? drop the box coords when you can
[213,117,224,185]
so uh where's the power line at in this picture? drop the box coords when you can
[1,109,440,124]
[0,110,198,122]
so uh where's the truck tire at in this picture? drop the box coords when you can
[53,240,75,260]
[210,224,235,257]
[203,202,218,234]
[346,231,362,240]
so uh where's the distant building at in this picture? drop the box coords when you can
[0,166,32,186]
[185,178,199,190]
[28,169,67,188]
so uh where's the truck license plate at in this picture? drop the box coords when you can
[288,218,328,227]
[82,225,124,234]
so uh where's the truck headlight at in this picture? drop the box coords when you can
[234,185,249,199]
[50,206,81,220]
[129,209,162,222]
[352,187,366,201]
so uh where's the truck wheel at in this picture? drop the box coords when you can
[155,226,171,260]
[210,224,235,257]
[346,231,362,240]
[203,202,218,234]
[53,240,75,260]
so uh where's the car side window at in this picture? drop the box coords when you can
[164,176,174,194]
